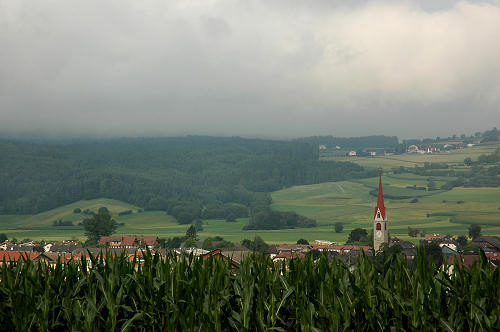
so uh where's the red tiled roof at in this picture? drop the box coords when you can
[273,251,305,260]
[121,236,136,246]
[99,235,159,246]
[472,236,500,250]
[141,236,159,246]
[202,249,222,259]
[0,251,41,261]
[374,174,386,220]
[425,234,446,241]
[310,244,372,253]
[484,252,500,260]
[276,244,310,250]
[447,254,480,267]
[98,236,123,245]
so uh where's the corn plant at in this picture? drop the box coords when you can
[0,250,499,331]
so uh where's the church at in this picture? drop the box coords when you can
[373,174,389,251]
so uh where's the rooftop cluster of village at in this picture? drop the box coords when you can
[1,232,499,272]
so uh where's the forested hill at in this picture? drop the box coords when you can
[0,136,376,221]
[296,135,399,149]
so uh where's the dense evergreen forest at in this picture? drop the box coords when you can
[0,136,375,228]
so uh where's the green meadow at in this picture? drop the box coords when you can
[271,179,500,243]
[1,175,499,244]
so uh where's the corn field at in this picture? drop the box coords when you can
[0,251,499,331]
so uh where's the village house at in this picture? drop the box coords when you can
[407,145,440,154]
[173,248,242,268]
[426,146,440,153]
[0,241,39,252]
[314,240,334,245]
[310,244,372,255]
[0,241,14,251]
[438,239,459,254]
[389,239,417,259]
[276,244,312,254]
[445,254,498,274]
[175,247,210,256]
[98,235,159,249]
[441,244,458,256]
[221,249,252,267]
[407,145,420,153]
[45,240,82,253]
[272,251,306,261]
[0,251,50,265]
[472,236,500,252]
[425,233,447,242]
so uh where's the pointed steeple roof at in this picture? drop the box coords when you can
[374,173,386,220]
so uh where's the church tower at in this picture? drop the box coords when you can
[373,173,389,251]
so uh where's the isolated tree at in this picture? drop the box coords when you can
[241,236,269,253]
[468,224,481,240]
[252,236,269,253]
[185,225,198,240]
[408,227,419,238]
[73,208,81,214]
[375,243,402,268]
[296,238,309,245]
[164,236,183,249]
[334,222,343,233]
[420,241,443,267]
[183,225,199,248]
[346,228,368,244]
[464,157,473,166]
[98,206,109,214]
[456,235,468,247]
[202,238,215,250]
[427,179,436,191]
[193,219,203,232]
[225,212,237,222]
[83,212,117,245]
[0,233,7,243]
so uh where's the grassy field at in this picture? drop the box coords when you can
[2,175,499,245]
[271,178,500,243]
[0,198,140,241]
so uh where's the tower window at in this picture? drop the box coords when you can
[376,223,381,230]
[385,223,387,230]
[377,212,381,219]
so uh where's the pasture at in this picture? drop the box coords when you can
[271,178,500,243]
[2,174,499,245]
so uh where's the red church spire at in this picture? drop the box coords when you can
[374,173,386,220]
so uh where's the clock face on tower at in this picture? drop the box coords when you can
[376,230,382,238]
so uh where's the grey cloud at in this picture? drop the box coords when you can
[0,0,499,139]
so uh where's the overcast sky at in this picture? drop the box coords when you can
[1,0,499,139]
